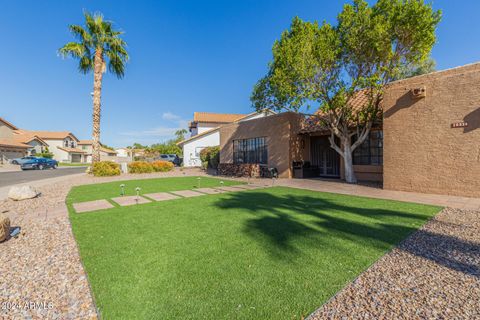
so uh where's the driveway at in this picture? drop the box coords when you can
[0,167,86,188]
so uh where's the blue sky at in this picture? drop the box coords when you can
[1,0,479,147]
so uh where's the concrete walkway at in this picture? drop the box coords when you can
[272,178,480,210]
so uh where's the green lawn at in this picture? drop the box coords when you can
[68,178,441,319]
[59,162,89,167]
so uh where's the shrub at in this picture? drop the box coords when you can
[151,160,174,172]
[37,147,54,159]
[91,161,121,177]
[128,161,154,174]
[199,146,220,169]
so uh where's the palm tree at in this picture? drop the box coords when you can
[59,11,128,163]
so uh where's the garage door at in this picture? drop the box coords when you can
[0,149,26,161]
[71,154,82,163]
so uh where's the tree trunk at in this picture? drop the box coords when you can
[92,48,104,163]
[342,139,357,184]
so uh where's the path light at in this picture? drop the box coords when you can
[135,187,141,204]
[120,184,125,196]
[197,177,201,188]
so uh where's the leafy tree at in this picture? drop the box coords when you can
[131,143,147,149]
[59,11,129,163]
[252,0,441,183]
[174,129,188,142]
[396,57,436,80]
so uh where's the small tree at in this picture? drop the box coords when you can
[174,129,188,143]
[252,0,441,183]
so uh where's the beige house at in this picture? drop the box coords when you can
[0,118,48,163]
[78,140,117,163]
[14,130,85,163]
[219,63,480,198]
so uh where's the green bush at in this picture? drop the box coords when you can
[91,161,121,177]
[128,161,154,173]
[37,147,54,159]
[199,146,220,169]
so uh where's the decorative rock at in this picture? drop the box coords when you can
[0,214,10,242]
[8,185,39,201]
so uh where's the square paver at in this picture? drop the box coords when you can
[215,186,246,192]
[232,184,265,190]
[73,199,114,213]
[170,190,205,198]
[111,196,151,206]
[195,187,226,195]
[144,192,181,201]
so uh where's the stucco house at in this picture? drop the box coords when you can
[14,129,85,163]
[0,118,48,163]
[218,63,480,198]
[178,110,275,167]
[78,140,117,163]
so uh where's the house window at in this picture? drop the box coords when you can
[353,131,383,165]
[233,137,267,164]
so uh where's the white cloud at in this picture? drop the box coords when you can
[162,112,182,122]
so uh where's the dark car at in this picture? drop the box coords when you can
[20,158,58,170]
[158,154,181,166]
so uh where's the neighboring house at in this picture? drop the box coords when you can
[0,118,48,163]
[78,140,118,163]
[178,110,276,167]
[14,129,85,163]
[115,147,133,160]
[218,62,480,198]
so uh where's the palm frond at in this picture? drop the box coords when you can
[58,42,85,59]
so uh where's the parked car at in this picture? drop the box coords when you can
[158,154,181,166]
[20,158,58,170]
[11,156,38,165]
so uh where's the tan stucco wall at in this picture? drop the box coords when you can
[383,63,480,197]
[0,123,14,139]
[219,112,306,178]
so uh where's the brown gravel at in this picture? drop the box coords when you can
[310,207,480,320]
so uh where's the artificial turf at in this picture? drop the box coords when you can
[67,176,241,203]
[68,178,442,319]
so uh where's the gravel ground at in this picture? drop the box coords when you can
[310,207,480,320]
[0,168,205,319]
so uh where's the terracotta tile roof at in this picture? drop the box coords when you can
[12,132,48,146]
[16,130,79,141]
[100,147,117,154]
[0,117,19,130]
[193,112,246,123]
[78,140,93,145]
[0,138,30,149]
[57,146,85,154]
[300,90,382,133]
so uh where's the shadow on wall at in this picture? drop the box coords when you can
[464,107,480,133]
[383,90,422,119]
[214,191,479,278]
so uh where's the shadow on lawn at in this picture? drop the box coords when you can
[215,191,480,277]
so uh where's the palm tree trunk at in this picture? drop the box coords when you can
[92,48,104,163]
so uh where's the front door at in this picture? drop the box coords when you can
[310,136,340,178]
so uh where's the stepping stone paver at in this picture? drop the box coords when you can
[230,184,265,190]
[111,196,151,206]
[170,190,205,197]
[216,186,247,192]
[73,199,114,213]
[195,187,226,194]
[144,192,181,201]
